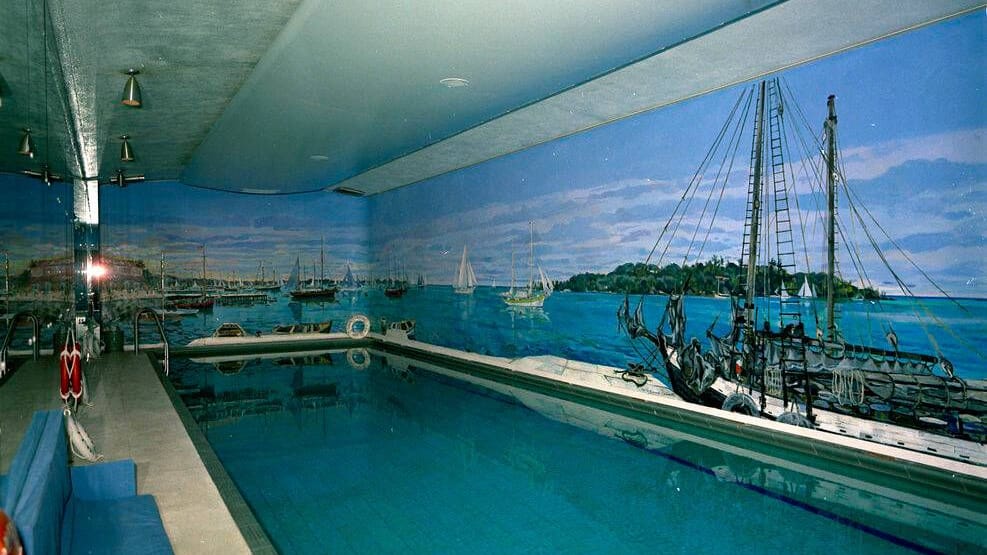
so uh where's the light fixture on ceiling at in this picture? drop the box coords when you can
[310,154,329,161]
[120,135,134,162]
[439,77,469,88]
[121,69,142,107]
[17,128,34,158]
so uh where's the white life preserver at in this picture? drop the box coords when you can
[345,314,371,339]
[346,348,371,370]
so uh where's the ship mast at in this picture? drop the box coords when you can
[825,94,838,341]
[528,221,534,295]
[744,81,767,338]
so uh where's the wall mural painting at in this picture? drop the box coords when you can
[1,13,983,381]
[1,179,369,345]
[367,12,986,378]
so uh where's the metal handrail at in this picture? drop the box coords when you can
[0,311,41,363]
[134,308,170,375]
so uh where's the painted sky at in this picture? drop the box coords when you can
[0,176,369,282]
[370,12,986,296]
[99,182,369,282]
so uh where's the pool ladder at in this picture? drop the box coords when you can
[0,312,41,380]
[133,308,170,376]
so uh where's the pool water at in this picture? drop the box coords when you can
[169,352,985,554]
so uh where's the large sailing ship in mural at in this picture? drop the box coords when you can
[289,239,337,301]
[618,79,986,463]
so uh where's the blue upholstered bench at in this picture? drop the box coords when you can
[0,410,172,554]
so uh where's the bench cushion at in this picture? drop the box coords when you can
[11,410,70,555]
[71,460,137,501]
[3,410,172,555]
[1,411,50,512]
[62,495,173,555]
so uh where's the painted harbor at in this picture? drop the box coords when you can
[3,287,984,384]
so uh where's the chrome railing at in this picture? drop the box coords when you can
[0,311,41,362]
[134,308,169,375]
[0,312,41,379]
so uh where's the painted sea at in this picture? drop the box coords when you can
[3,287,984,381]
[87,287,987,383]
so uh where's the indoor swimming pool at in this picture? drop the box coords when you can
[167,350,985,554]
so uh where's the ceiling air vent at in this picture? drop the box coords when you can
[333,186,366,197]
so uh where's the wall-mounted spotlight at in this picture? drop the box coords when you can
[17,128,34,158]
[120,135,135,162]
[107,169,145,188]
[21,165,62,187]
[121,69,142,107]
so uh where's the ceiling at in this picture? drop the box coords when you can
[0,0,981,196]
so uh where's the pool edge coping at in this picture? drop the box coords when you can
[148,353,280,555]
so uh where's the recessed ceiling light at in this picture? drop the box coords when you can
[241,188,279,194]
[440,77,469,88]
[310,154,329,161]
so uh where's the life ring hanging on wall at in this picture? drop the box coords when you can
[345,314,371,339]
[59,326,83,403]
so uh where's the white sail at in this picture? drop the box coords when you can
[778,282,790,299]
[538,266,553,294]
[341,263,358,288]
[286,257,300,290]
[798,276,815,298]
[454,245,476,293]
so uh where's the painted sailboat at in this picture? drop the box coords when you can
[775,281,791,300]
[290,238,337,301]
[154,253,198,318]
[453,245,477,295]
[504,223,553,308]
[174,246,214,309]
[618,79,987,465]
[797,275,815,299]
[255,261,283,291]
[338,263,360,292]
[384,257,408,298]
[715,276,730,298]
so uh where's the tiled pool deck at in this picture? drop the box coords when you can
[0,352,264,554]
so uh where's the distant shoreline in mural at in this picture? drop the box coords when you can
[555,260,881,299]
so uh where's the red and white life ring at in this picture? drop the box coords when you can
[59,328,83,402]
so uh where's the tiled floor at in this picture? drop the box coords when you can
[0,352,251,554]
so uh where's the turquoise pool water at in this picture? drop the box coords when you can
[169,351,985,554]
